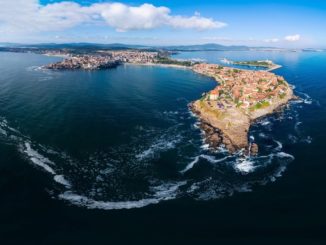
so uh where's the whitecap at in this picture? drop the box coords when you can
[58,181,186,210]
[0,128,7,136]
[136,135,181,161]
[288,134,298,143]
[303,136,312,144]
[276,152,295,160]
[260,120,271,126]
[180,154,229,174]
[303,99,312,104]
[259,133,268,139]
[188,109,197,118]
[193,122,200,129]
[22,142,56,175]
[54,175,72,188]
[200,143,210,150]
[180,156,200,174]
[294,121,302,133]
[234,158,255,174]
[273,140,283,151]
[200,154,229,163]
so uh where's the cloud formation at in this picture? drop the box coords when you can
[264,38,280,43]
[284,34,301,42]
[202,35,302,46]
[0,0,226,33]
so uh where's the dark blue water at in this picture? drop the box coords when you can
[0,51,325,243]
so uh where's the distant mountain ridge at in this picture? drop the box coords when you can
[0,42,324,52]
[0,42,250,51]
[161,43,250,51]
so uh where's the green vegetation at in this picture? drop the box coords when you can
[250,100,270,111]
[156,56,195,66]
[234,60,273,68]
[236,101,243,108]
[279,93,286,99]
[277,78,285,85]
[198,100,222,119]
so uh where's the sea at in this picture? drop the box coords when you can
[0,50,325,243]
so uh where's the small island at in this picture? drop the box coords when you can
[190,64,294,154]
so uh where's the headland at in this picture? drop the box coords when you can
[190,63,294,154]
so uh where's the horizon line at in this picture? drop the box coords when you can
[1,42,324,50]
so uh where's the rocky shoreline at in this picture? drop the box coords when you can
[190,97,293,155]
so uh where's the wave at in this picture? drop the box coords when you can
[276,151,295,160]
[234,157,255,174]
[200,143,209,150]
[21,142,56,175]
[273,140,283,151]
[135,134,181,161]
[54,175,72,189]
[59,181,186,210]
[259,133,269,139]
[180,156,200,174]
[180,154,230,173]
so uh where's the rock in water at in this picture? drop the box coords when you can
[250,143,259,155]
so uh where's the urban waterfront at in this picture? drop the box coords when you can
[0,51,325,243]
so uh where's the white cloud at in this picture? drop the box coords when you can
[0,0,226,33]
[284,34,301,42]
[264,38,279,43]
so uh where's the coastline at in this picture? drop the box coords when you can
[42,53,71,58]
[124,62,192,70]
[266,64,282,72]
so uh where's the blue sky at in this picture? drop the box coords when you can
[1,0,325,47]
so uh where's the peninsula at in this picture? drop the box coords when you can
[43,51,196,70]
[190,63,294,154]
[234,60,281,71]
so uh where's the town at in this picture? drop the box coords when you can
[43,49,199,70]
[192,63,289,112]
[44,51,160,70]
[191,63,293,154]
[44,55,121,70]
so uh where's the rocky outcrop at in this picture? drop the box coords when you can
[190,101,250,152]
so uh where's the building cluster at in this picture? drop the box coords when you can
[42,50,71,57]
[193,63,288,110]
[45,51,160,70]
[108,51,158,63]
[45,55,121,70]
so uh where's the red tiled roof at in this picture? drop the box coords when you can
[210,90,218,95]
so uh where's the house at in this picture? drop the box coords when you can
[209,90,219,100]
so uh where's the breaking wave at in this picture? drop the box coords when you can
[58,181,186,210]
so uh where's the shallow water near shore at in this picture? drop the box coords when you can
[1,51,325,242]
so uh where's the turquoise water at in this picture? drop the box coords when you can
[0,51,325,242]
